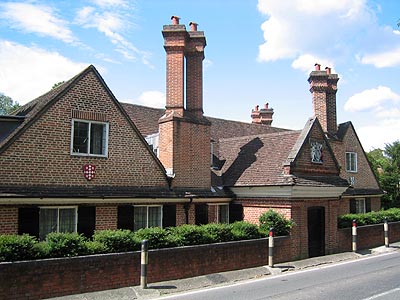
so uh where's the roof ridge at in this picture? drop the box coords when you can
[219,129,300,142]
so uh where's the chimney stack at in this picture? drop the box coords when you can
[159,17,211,188]
[251,103,274,125]
[308,65,339,134]
[186,21,206,118]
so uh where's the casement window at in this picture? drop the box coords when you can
[345,152,357,172]
[218,204,229,224]
[71,119,109,157]
[39,207,77,240]
[350,198,371,214]
[134,205,162,231]
[145,133,159,157]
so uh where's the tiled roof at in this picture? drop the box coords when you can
[218,131,301,186]
[0,185,232,199]
[120,103,290,140]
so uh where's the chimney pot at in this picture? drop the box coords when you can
[265,103,269,109]
[255,105,259,111]
[325,67,331,74]
[314,63,321,71]
[171,15,180,25]
[189,22,198,31]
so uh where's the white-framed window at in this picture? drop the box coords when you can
[134,205,163,231]
[71,119,109,157]
[39,207,77,240]
[218,204,229,224]
[352,198,366,214]
[345,152,357,172]
[145,133,159,157]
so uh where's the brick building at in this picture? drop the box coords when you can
[0,16,382,258]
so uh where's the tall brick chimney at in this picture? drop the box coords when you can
[308,64,339,134]
[186,22,206,118]
[251,103,274,125]
[159,17,211,189]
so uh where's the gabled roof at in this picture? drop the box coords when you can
[0,65,168,181]
[219,130,301,186]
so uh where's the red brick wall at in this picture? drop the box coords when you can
[0,206,18,234]
[292,121,339,175]
[0,69,169,189]
[0,237,291,300]
[96,206,117,230]
[175,203,195,226]
[330,127,380,189]
[337,221,400,252]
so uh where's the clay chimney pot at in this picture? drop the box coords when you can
[189,22,198,31]
[171,16,180,25]
[265,103,269,109]
[325,67,331,74]
[314,63,321,71]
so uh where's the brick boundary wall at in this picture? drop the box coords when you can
[337,221,400,252]
[0,237,291,300]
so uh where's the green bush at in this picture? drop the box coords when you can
[0,234,38,262]
[84,240,107,255]
[46,232,87,258]
[259,209,294,236]
[229,221,263,240]
[338,208,400,228]
[93,229,140,253]
[168,225,212,246]
[134,227,176,249]
[201,223,235,243]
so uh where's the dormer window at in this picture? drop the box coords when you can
[71,119,109,157]
[345,152,357,172]
[145,133,159,157]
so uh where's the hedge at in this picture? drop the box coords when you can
[338,208,400,228]
[0,221,284,262]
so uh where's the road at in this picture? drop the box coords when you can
[157,251,400,300]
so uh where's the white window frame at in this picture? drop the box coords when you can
[218,204,229,224]
[345,152,358,173]
[39,206,78,239]
[354,198,366,214]
[145,133,159,157]
[134,205,163,231]
[71,119,109,157]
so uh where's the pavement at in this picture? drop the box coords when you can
[48,242,400,300]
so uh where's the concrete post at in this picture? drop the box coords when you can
[141,240,149,289]
[268,227,274,267]
[384,217,389,248]
[352,219,357,252]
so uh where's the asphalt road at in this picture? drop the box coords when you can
[158,251,400,300]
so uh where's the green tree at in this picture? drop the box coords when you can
[368,141,400,208]
[0,93,20,115]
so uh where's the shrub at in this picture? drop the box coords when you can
[93,230,140,253]
[229,221,263,240]
[338,208,400,228]
[201,223,235,243]
[84,240,107,255]
[0,234,38,262]
[134,227,175,249]
[45,232,87,258]
[168,225,212,246]
[259,209,294,236]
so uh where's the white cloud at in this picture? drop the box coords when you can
[75,5,151,65]
[256,0,381,70]
[0,40,87,104]
[90,0,128,8]
[123,91,165,108]
[291,54,335,73]
[1,2,75,43]
[358,47,400,68]
[344,86,400,112]
[357,118,400,151]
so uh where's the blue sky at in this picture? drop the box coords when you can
[0,0,399,151]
